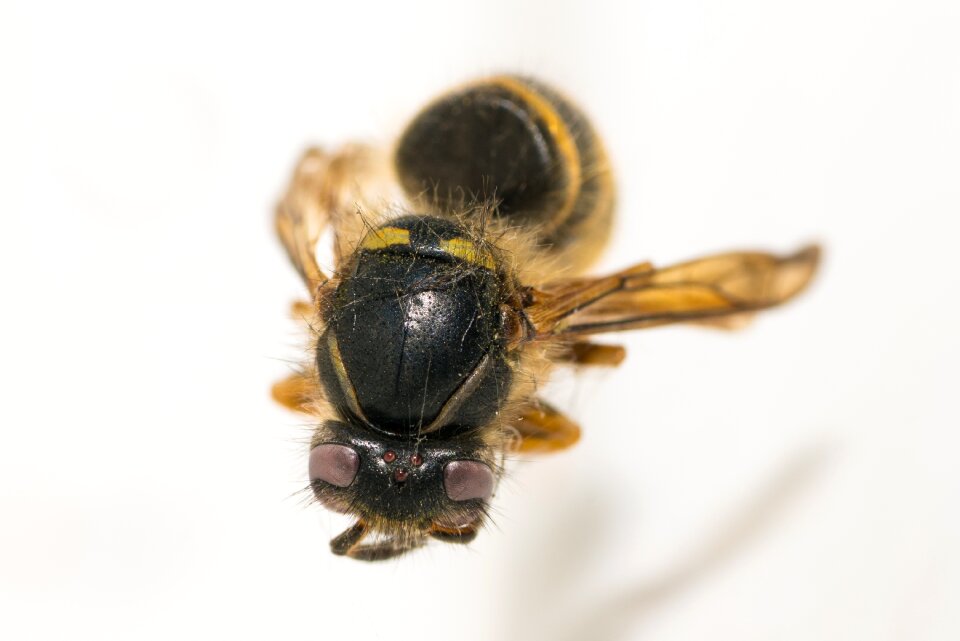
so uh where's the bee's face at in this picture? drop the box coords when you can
[309,421,497,531]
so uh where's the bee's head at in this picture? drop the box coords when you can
[308,420,498,533]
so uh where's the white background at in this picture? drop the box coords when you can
[2,1,958,639]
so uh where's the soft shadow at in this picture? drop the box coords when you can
[501,444,832,641]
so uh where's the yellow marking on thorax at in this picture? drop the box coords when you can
[360,226,411,250]
[326,331,369,424]
[488,76,583,235]
[439,237,496,270]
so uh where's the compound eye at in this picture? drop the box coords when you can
[443,460,494,502]
[309,444,360,488]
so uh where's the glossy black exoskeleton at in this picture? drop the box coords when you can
[395,75,614,259]
[317,215,512,438]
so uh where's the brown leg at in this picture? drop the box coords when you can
[329,519,369,555]
[330,520,425,561]
[513,401,582,454]
[554,341,626,367]
[289,299,314,321]
[271,371,319,415]
[428,523,479,544]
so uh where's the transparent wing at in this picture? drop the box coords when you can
[524,245,820,337]
[275,148,335,288]
[275,145,391,294]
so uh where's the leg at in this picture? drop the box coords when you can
[271,371,319,415]
[429,523,479,544]
[513,401,581,454]
[330,520,426,561]
[289,299,314,322]
[554,341,626,367]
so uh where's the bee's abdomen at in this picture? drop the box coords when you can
[395,75,614,265]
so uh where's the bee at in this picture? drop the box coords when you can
[272,75,820,561]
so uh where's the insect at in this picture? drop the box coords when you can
[272,75,820,561]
